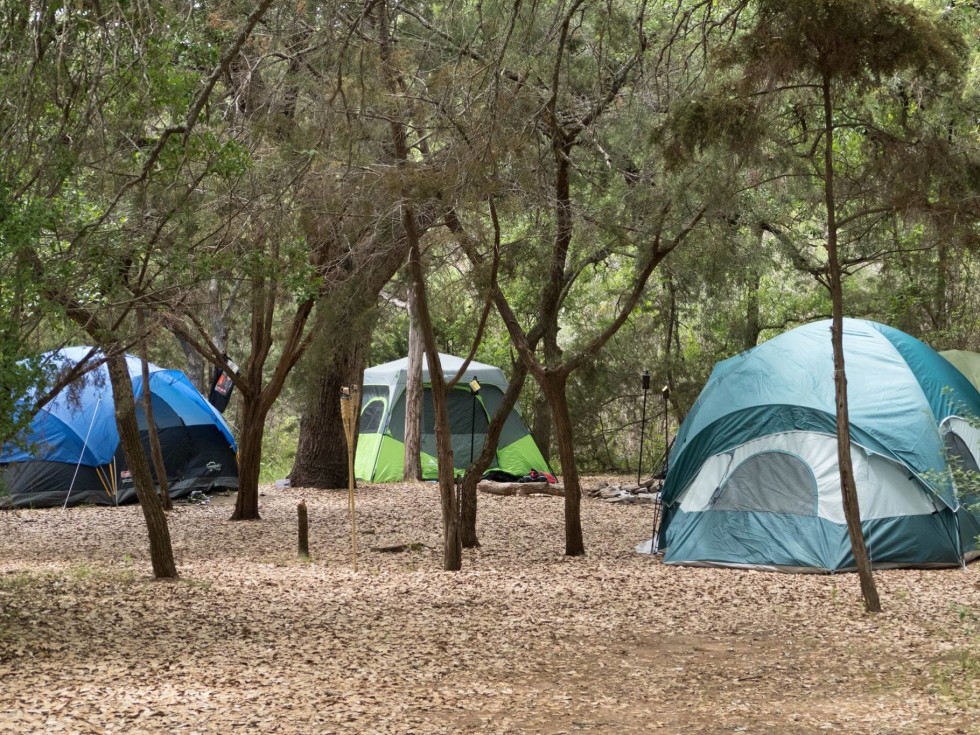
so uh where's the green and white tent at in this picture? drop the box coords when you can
[355,353,550,482]
[651,319,980,572]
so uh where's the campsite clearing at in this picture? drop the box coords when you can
[1,480,979,734]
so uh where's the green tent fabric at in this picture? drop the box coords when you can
[648,319,980,572]
[354,354,550,482]
[941,350,980,394]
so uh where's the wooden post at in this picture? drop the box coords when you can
[340,386,360,572]
[298,500,310,559]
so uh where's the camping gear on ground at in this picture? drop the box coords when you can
[646,319,980,572]
[354,353,550,482]
[1,347,238,508]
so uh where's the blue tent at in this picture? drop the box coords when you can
[652,319,980,572]
[1,347,238,507]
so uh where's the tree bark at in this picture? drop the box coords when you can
[822,73,881,612]
[232,392,268,520]
[540,370,584,556]
[460,359,531,547]
[138,310,171,510]
[174,334,206,395]
[404,223,461,570]
[105,352,178,578]
[403,281,424,481]
[478,480,564,496]
[290,335,369,488]
[531,390,552,467]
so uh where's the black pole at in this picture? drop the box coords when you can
[470,390,476,465]
[651,384,670,555]
[469,376,480,466]
[638,370,650,485]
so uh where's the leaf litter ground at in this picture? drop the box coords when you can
[2,478,980,734]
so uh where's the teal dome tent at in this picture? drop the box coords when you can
[355,354,550,482]
[653,319,980,572]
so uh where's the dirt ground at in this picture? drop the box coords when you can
[2,479,980,734]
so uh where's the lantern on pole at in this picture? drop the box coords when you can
[340,385,360,571]
[637,370,651,485]
[468,377,481,466]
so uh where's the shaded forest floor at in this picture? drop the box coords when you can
[2,479,980,734]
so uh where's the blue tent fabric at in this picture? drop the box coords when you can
[1,347,238,507]
[656,319,980,572]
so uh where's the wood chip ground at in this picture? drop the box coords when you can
[2,478,980,733]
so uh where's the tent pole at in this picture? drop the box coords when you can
[63,396,103,511]
[637,371,650,485]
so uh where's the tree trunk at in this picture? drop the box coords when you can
[403,281,424,480]
[138,310,171,510]
[460,360,530,547]
[290,336,369,488]
[404,212,461,571]
[540,370,584,556]
[232,393,267,521]
[531,390,552,466]
[745,270,762,351]
[105,352,178,578]
[822,74,880,612]
[175,334,206,394]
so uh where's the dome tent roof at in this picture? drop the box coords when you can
[2,346,235,467]
[663,319,980,514]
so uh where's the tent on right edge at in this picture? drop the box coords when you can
[644,319,980,573]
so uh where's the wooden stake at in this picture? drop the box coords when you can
[298,500,310,559]
[340,386,360,572]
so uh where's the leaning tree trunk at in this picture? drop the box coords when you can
[822,74,880,612]
[290,335,369,488]
[460,360,531,547]
[105,352,178,578]
[232,392,269,521]
[540,370,584,556]
[138,310,171,510]
[403,284,424,481]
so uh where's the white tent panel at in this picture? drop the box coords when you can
[677,430,937,524]
[678,452,733,512]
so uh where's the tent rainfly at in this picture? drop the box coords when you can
[1,347,238,507]
[941,350,980,394]
[355,353,550,482]
[648,319,980,572]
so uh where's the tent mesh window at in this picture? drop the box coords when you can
[945,431,980,506]
[360,399,386,434]
[712,451,818,516]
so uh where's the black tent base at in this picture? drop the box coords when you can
[1,426,238,509]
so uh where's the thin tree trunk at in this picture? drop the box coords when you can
[105,352,178,578]
[460,360,531,547]
[531,391,552,466]
[540,370,584,556]
[232,393,267,521]
[822,74,881,612]
[138,309,171,510]
[403,281,424,481]
[404,213,461,571]
[290,335,369,488]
